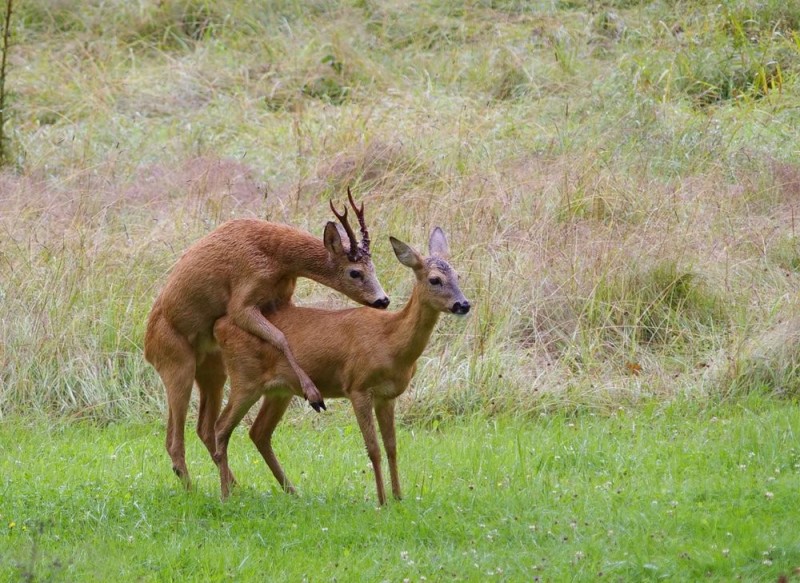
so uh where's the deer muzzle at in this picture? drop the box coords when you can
[371,297,391,309]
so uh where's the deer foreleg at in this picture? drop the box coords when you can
[350,392,386,506]
[229,301,325,412]
[375,398,401,501]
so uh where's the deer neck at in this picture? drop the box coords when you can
[390,283,441,365]
[280,236,337,284]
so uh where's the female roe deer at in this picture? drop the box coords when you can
[212,227,470,504]
[144,192,389,489]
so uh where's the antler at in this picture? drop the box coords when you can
[330,187,372,260]
[347,186,371,257]
[329,196,360,261]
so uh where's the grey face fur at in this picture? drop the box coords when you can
[390,227,471,316]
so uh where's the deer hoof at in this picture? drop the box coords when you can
[173,467,191,490]
[310,400,327,413]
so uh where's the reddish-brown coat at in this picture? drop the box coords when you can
[144,210,388,490]
[212,228,470,504]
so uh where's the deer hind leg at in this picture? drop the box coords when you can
[249,394,295,494]
[214,383,262,500]
[146,318,196,490]
[195,352,236,483]
[350,392,386,506]
[375,398,402,501]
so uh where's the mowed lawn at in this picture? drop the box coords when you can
[1,399,798,582]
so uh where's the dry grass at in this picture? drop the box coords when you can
[1,0,799,421]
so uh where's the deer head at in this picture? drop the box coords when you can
[390,227,470,315]
[323,189,389,309]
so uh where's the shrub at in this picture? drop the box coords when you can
[723,317,800,398]
[581,261,727,349]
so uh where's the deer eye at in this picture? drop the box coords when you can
[429,276,442,286]
[349,270,363,280]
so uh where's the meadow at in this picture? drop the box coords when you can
[1,0,799,580]
[3,401,800,581]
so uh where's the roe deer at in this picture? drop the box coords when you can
[144,191,389,489]
[212,227,470,504]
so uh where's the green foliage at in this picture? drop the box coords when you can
[592,10,627,40]
[558,0,651,9]
[15,0,86,33]
[582,261,726,349]
[724,317,800,398]
[769,235,800,272]
[368,10,469,51]
[671,43,790,106]
[551,28,579,75]
[302,52,351,104]
[722,0,800,35]
[623,0,800,106]
[132,0,225,47]
[490,57,531,101]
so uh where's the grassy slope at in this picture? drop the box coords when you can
[2,400,799,581]
[1,0,800,419]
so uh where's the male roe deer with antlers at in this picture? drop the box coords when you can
[144,191,389,489]
[212,227,470,504]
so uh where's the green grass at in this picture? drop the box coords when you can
[2,399,799,581]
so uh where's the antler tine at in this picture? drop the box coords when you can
[329,198,359,260]
[329,198,346,222]
[346,185,364,215]
[347,186,370,256]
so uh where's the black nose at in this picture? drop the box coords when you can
[452,301,471,315]
[372,297,390,309]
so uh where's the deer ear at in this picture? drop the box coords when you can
[323,221,345,256]
[428,227,449,259]
[390,236,423,270]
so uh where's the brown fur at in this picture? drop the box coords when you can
[212,228,470,504]
[144,215,388,489]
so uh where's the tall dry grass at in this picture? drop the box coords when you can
[1,0,799,422]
